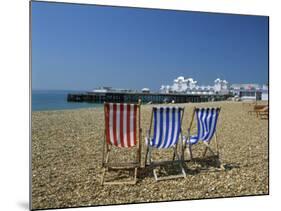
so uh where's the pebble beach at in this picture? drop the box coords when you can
[31,101,268,210]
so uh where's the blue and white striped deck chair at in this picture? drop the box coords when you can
[183,107,221,161]
[145,107,186,181]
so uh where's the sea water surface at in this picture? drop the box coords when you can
[32,90,102,111]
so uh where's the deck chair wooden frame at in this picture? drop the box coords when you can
[101,101,142,185]
[256,106,269,120]
[183,107,223,169]
[248,104,268,117]
[144,107,186,181]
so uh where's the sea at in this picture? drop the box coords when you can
[32,90,102,112]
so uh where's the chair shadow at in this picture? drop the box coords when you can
[103,168,136,182]
[138,161,195,179]
[138,165,159,179]
[138,161,189,179]
[137,156,240,181]
[184,155,240,174]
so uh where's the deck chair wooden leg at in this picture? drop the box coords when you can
[175,148,187,178]
[144,145,149,166]
[172,148,176,161]
[172,149,176,161]
[145,144,152,166]
[214,133,219,157]
[134,167,138,183]
[188,144,193,160]
[101,150,110,185]
[181,142,185,161]
[183,146,188,161]
[213,134,224,169]
[147,146,152,165]
[184,140,193,161]
[153,168,158,181]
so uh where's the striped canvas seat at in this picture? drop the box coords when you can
[182,106,223,167]
[104,103,138,148]
[145,106,186,181]
[101,102,141,185]
[185,108,220,145]
[147,107,183,149]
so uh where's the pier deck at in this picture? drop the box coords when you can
[67,91,231,104]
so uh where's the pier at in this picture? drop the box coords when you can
[67,91,231,104]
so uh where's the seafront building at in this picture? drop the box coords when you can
[160,76,229,95]
[230,83,268,101]
[160,76,268,101]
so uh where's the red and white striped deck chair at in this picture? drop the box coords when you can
[101,102,142,185]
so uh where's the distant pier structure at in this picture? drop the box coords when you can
[67,77,234,104]
[67,76,268,103]
[67,90,230,104]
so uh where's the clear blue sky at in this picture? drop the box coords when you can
[31,1,268,91]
